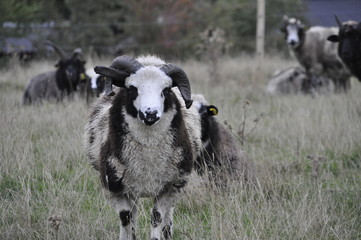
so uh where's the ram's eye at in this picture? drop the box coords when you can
[162,87,171,97]
[128,85,138,98]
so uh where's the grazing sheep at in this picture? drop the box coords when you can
[266,66,307,95]
[22,41,87,104]
[328,16,361,82]
[84,55,201,240]
[192,94,255,185]
[280,16,351,94]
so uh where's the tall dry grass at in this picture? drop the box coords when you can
[0,55,360,239]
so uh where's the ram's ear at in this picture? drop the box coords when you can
[327,35,339,42]
[207,105,218,116]
[103,78,115,96]
[94,66,129,88]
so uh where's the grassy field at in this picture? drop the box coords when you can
[0,55,360,240]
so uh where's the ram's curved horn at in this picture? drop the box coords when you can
[94,55,143,96]
[296,19,305,29]
[283,15,289,23]
[94,66,128,96]
[110,55,143,73]
[44,40,66,59]
[279,15,290,32]
[161,64,193,109]
[334,15,342,28]
[357,22,361,31]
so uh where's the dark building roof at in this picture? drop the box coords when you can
[305,0,361,27]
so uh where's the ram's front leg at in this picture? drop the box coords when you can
[108,195,138,240]
[150,192,177,240]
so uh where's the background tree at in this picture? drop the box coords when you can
[122,0,200,59]
[0,0,42,23]
[49,0,127,55]
[0,0,308,59]
[192,0,307,56]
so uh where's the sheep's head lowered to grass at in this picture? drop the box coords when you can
[95,55,193,126]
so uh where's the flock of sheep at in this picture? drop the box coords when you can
[21,16,361,240]
[267,16,361,96]
[22,41,105,105]
[22,50,253,239]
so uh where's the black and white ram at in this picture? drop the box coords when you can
[23,41,87,104]
[280,16,351,94]
[192,94,254,185]
[84,55,201,240]
[328,17,361,82]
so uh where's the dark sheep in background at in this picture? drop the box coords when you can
[22,41,87,104]
[192,94,255,186]
[328,16,361,82]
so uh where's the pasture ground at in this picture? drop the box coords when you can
[0,55,360,239]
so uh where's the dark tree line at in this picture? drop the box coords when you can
[0,0,307,59]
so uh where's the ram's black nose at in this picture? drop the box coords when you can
[289,40,296,46]
[139,110,160,126]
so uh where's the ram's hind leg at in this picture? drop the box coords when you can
[150,193,177,240]
[161,206,174,240]
[108,195,137,240]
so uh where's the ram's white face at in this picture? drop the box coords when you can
[125,66,173,126]
[90,75,98,89]
[286,24,301,48]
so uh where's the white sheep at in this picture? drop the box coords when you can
[266,66,307,95]
[84,55,201,240]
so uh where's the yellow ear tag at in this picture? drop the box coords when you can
[80,73,86,80]
[209,107,218,115]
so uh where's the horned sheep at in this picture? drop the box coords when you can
[22,41,87,105]
[84,55,202,240]
[280,16,351,94]
[328,17,361,82]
